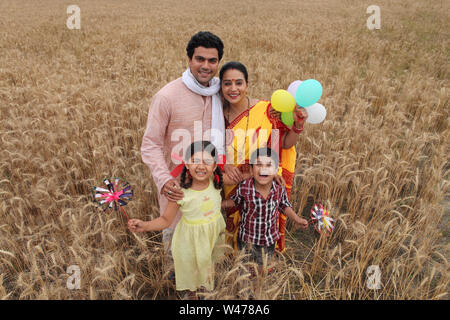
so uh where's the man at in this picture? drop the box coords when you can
[141,31,225,271]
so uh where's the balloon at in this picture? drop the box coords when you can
[305,103,326,124]
[296,79,323,107]
[287,80,302,97]
[271,89,296,113]
[281,111,294,126]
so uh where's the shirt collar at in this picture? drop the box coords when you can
[250,177,277,198]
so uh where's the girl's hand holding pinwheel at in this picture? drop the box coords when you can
[128,219,147,233]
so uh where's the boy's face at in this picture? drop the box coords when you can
[251,156,277,186]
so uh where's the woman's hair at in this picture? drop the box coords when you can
[180,140,223,190]
[186,31,224,61]
[219,61,249,83]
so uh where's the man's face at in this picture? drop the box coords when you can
[251,156,277,186]
[188,46,220,86]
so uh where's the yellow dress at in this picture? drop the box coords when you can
[173,179,226,291]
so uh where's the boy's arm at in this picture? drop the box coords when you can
[143,201,180,231]
[282,206,308,228]
[278,186,308,228]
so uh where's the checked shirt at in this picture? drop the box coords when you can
[231,178,292,246]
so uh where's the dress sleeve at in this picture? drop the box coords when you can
[141,93,173,194]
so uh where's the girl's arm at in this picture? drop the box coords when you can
[128,201,180,232]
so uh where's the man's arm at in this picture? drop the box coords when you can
[141,94,175,194]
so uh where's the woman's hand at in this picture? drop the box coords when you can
[274,174,286,187]
[128,219,147,233]
[268,105,282,120]
[224,164,243,184]
[293,106,308,128]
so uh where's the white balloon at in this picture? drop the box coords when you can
[305,103,326,124]
[287,80,302,98]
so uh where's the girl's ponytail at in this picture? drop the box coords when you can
[213,166,223,190]
[180,166,193,189]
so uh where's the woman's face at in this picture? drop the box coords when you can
[221,69,248,105]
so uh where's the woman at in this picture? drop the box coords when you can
[220,61,307,252]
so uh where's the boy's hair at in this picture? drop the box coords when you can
[180,140,223,190]
[186,31,224,61]
[249,147,279,168]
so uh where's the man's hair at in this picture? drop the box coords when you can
[186,31,224,61]
[250,147,279,168]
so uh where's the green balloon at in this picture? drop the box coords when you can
[281,111,294,126]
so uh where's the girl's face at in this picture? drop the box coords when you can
[186,151,217,183]
[221,69,248,105]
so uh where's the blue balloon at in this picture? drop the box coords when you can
[295,79,323,107]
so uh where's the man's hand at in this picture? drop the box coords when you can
[161,179,184,202]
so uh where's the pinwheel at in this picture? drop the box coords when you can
[93,177,132,220]
[310,204,334,236]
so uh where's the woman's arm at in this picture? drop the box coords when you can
[223,164,243,185]
[282,107,307,149]
[282,124,303,149]
[221,199,236,209]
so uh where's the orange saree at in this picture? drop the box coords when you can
[224,100,296,252]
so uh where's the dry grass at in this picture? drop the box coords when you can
[0,0,448,299]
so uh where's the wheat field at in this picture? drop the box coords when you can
[0,0,448,300]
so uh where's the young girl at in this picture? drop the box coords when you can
[128,140,226,298]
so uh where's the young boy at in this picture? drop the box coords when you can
[222,147,308,270]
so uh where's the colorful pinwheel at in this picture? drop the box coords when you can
[93,177,132,220]
[311,204,334,236]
